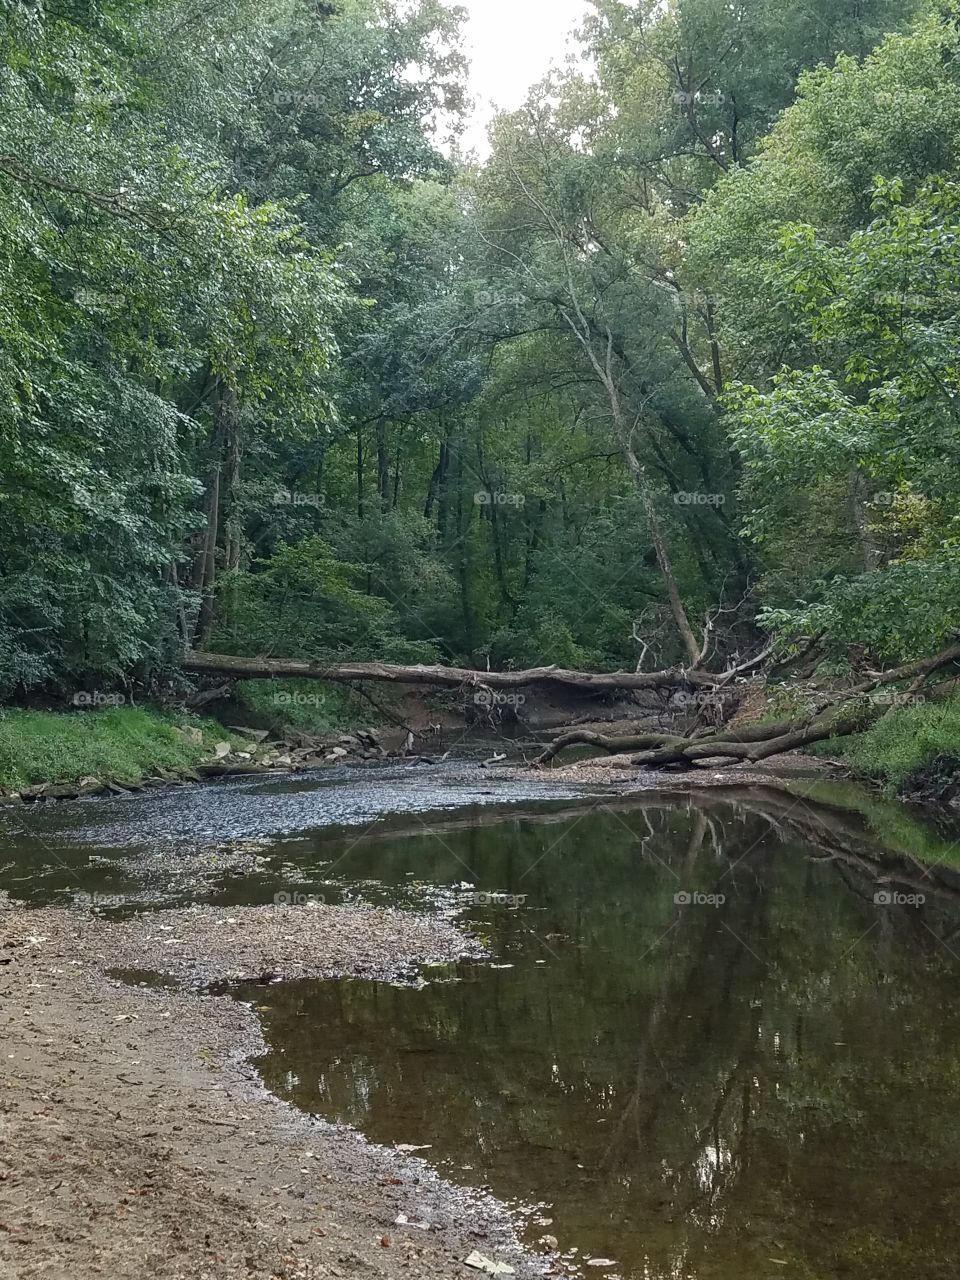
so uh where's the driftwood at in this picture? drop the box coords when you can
[537,642,960,768]
[183,640,960,772]
[183,650,720,693]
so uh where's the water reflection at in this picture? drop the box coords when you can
[237,800,960,1280]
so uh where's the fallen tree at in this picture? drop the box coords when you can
[537,643,960,768]
[183,639,960,774]
[183,650,721,693]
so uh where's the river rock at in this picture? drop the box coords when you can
[228,726,271,742]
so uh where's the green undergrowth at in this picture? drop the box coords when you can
[0,707,235,790]
[234,679,391,734]
[818,692,960,792]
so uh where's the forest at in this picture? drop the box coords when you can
[9,8,960,1276]
[3,0,959,730]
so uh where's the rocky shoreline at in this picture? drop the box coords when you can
[0,724,406,806]
[0,903,562,1280]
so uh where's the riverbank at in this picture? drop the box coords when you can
[818,691,960,803]
[0,904,554,1280]
[0,705,404,803]
[7,685,960,812]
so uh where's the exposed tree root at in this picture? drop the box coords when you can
[538,643,960,768]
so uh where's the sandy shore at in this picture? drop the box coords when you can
[0,905,560,1280]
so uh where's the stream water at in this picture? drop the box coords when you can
[5,765,960,1278]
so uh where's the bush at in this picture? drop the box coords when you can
[827,692,960,790]
[234,679,379,735]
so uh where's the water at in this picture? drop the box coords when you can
[234,796,960,1280]
[6,769,960,1277]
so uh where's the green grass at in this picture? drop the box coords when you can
[234,679,384,734]
[787,778,960,867]
[0,707,234,789]
[823,691,960,791]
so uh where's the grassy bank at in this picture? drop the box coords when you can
[0,708,232,790]
[822,692,960,795]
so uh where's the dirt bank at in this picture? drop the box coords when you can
[0,905,560,1280]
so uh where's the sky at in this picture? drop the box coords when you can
[456,0,591,156]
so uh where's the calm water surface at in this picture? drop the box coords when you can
[5,770,960,1277]
[237,798,960,1280]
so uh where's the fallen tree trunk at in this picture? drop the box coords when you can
[538,642,960,769]
[538,730,687,763]
[536,716,811,765]
[183,650,719,693]
[627,707,879,769]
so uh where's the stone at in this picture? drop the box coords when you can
[228,726,271,742]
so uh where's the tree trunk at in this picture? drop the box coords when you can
[222,384,242,574]
[191,413,223,644]
[193,460,220,647]
[625,440,701,667]
[424,451,443,520]
[183,651,721,693]
[376,419,389,509]
[436,424,451,536]
[196,378,241,647]
[850,468,880,572]
[559,302,702,667]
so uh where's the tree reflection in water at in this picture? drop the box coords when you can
[236,793,960,1280]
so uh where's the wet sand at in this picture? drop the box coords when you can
[0,906,558,1280]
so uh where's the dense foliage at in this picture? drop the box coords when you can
[1,0,955,698]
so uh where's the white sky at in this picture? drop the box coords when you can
[455,0,591,157]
